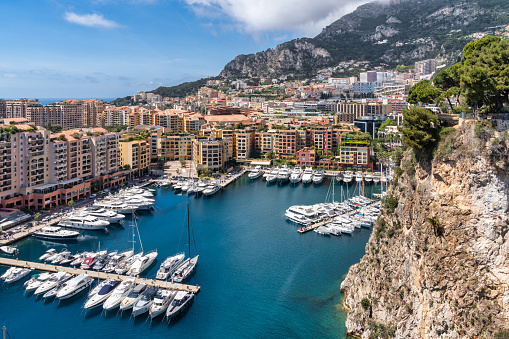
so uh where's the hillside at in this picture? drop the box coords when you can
[220,0,509,78]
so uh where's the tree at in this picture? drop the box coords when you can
[407,80,440,106]
[399,107,440,155]
[179,156,186,168]
[266,151,275,160]
[157,157,165,170]
[34,212,42,224]
[68,200,75,209]
[379,118,395,132]
[434,63,462,113]
[123,164,131,170]
[44,125,63,133]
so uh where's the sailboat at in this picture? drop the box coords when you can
[171,202,198,283]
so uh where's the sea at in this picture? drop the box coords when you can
[0,176,380,339]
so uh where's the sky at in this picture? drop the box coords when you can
[0,0,370,99]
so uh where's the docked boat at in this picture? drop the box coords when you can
[203,182,220,196]
[336,172,343,182]
[103,249,134,273]
[355,171,363,183]
[248,166,263,180]
[132,285,158,317]
[149,289,176,319]
[2,267,32,283]
[114,252,143,275]
[80,251,106,269]
[364,172,373,183]
[285,205,320,225]
[50,249,72,264]
[171,256,198,283]
[380,174,387,184]
[165,291,194,320]
[80,206,125,223]
[289,167,302,184]
[33,226,79,241]
[373,172,381,184]
[103,278,136,311]
[0,246,19,256]
[312,170,325,185]
[56,274,93,300]
[194,181,208,194]
[42,279,69,299]
[93,200,138,214]
[343,171,353,184]
[39,248,57,261]
[265,167,279,184]
[34,272,72,296]
[84,280,120,309]
[119,283,147,311]
[59,214,109,231]
[156,253,185,280]
[301,167,314,184]
[25,272,52,292]
[277,165,290,184]
[127,250,158,276]
[70,252,87,266]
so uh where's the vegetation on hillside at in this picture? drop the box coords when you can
[150,77,220,98]
[110,96,133,106]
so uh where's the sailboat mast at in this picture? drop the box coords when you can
[187,201,191,258]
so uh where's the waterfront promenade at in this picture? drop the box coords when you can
[0,216,63,246]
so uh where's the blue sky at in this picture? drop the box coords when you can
[0,0,368,99]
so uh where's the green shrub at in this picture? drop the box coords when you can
[382,195,399,214]
[496,329,509,339]
[474,121,494,140]
[361,298,370,310]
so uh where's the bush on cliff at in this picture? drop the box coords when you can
[399,107,440,160]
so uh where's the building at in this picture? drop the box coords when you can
[156,134,195,161]
[235,131,254,160]
[415,59,436,75]
[193,138,227,170]
[274,130,297,159]
[337,102,392,119]
[119,139,149,176]
[353,116,386,139]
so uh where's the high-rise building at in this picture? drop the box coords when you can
[415,59,437,75]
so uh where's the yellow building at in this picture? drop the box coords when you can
[193,138,227,170]
[119,140,149,176]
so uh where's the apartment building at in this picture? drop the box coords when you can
[274,130,297,159]
[254,131,274,155]
[0,99,41,119]
[119,139,149,176]
[156,134,195,161]
[101,106,131,127]
[235,131,254,160]
[337,102,392,119]
[193,138,227,170]
[83,100,105,127]
[415,59,437,75]
[153,110,184,132]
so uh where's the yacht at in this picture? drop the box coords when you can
[285,205,319,225]
[165,291,194,320]
[132,285,158,317]
[355,171,363,183]
[39,248,57,261]
[343,171,353,184]
[103,249,134,273]
[171,256,198,283]
[80,251,106,269]
[50,249,72,264]
[380,174,387,184]
[186,184,197,195]
[59,214,109,231]
[149,289,177,319]
[312,170,325,184]
[194,181,208,194]
[33,226,79,240]
[289,167,302,184]
[0,246,19,256]
[70,252,87,266]
[115,252,143,275]
[2,268,32,283]
[93,200,138,214]
[301,167,314,184]
[25,272,52,292]
[57,274,93,300]
[42,279,68,299]
[364,172,373,183]
[336,172,343,182]
[248,166,263,180]
[265,168,279,184]
[203,182,220,196]
[277,165,290,184]
[156,253,185,280]
[92,251,114,271]
[103,278,136,311]
[84,280,120,309]
[119,283,147,311]
[34,272,72,296]
[80,206,125,223]
[127,250,158,276]
[373,172,381,184]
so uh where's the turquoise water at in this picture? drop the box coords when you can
[0,176,378,338]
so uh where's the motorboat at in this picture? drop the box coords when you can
[92,251,114,271]
[277,165,290,184]
[186,184,197,195]
[0,246,19,256]
[301,167,314,184]
[25,272,53,292]
[93,200,138,214]
[285,205,320,225]
[57,274,93,300]
[314,225,332,236]
[202,182,220,196]
[42,278,69,299]
[373,172,381,184]
[312,170,325,184]
[248,166,263,180]
[127,250,158,276]
[165,291,194,320]
[80,251,106,269]
[103,278,136,311]
[2,267,32,283]
[336,172,343,182]
[33,226,79,240]
[173,180,184,191]
[156,253,185,280]
[132,285,158,317]
[171,256,198,283]
[181,181,191,192]
[194,181,208,194]
[70,252,87,266]
[88,279,108,298]
[119,283,147,311]
[149,289,176,319]
[60,252,81,266]
[265,167,279,184]
[84,280,120,309]
[343,171,353,184]
[50,249,72,264]
[34,272,72,295]
[115,252,143,275]
[355,171,363,183]
[103,249,134,273]
[59,214,109,231]
[364,172,373,183]
[289,167,302,184]
[80,206,125,223]
[39,248,57,261]
[380,174,387,184]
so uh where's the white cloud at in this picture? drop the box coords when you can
[2,73,18,78]
[64,12,120,28]
[184,0,371,36]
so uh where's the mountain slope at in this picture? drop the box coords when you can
[220,0,509,78]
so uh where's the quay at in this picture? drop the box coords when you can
[0,217,63,246]
[298,200,381,234]
[0,257,200,294]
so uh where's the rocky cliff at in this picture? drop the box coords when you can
[340,120,509,338]
[220,0,509,78]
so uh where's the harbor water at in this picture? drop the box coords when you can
[0,176,380,338]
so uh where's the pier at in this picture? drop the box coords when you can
[0,217,63,246]
[0,257,200,294]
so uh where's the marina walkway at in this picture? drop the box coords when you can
[0,217,63,246]
[0,257,200,293]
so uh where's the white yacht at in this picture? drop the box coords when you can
[59,214,109,231]
[355,171,363,183]
[84,280,121,309]
[103,278,136,311]
[336,172,343,182]
[312,170,325,184]
[80,206,125,223]
[277,165,290,184]
[42,279,68,299]
[248,166,263,180]
[203,182,220,196]
[56,274,93,300]
[132,285,158,317]
[265,167,279,184]
[127,250,157,276]
[343,171,353,184]
[80,251,106,269]
[2,268,32,283]
[33,226,79,240]
[171,255,198,283]
[70,252,87,266]
[149,289,177,319]
[285,205,319,225]
[34,272,72,296]
[103,249,134,273]
[115,252,143,275]
[93,200,138,214]
[39,248,57,261]
[380,174,387,184]
[119,283,147,311]
[301,167,314,184]
[165,291,194,320]
[0,246,19,256]
[373,172,381,184]
[194,181,208,194]
[50,249,72,264]
[364,172,373,183]
[156,253,185,280]
[25,272,52,292]
[289,167,302,184]
[181,181,191,192]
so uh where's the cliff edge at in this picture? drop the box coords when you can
[341,120,509,338]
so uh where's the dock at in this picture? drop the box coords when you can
[0,217,63,246]
[0,257,200,294]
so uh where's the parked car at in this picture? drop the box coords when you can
[90,194,97,199]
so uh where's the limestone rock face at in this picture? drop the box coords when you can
[341,121,509,338]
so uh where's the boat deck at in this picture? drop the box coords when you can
[0,257,200,294]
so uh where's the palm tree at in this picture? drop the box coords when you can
[34,212,42,224]
[67,199,75,210]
